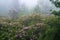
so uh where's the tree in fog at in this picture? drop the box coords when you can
[9,8,18,19]
[33,4,41,14]
[8,0,20,19]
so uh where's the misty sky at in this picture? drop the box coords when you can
[20,0,38,8]
[0,0,56,16]
[20,0,55,8]
[20,0,55,13]
[0,0,54,8]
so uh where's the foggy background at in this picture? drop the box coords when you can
[0,0,56,16]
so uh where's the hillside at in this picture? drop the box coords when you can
[0,14,60,40]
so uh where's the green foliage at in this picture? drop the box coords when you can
[0,14,60,40]
[50,0,60,16]
[45,15,60,40]
[50,0,60,8]
[50,1,60,40]
[51,10,60,16]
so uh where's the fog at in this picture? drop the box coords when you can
[0,0,56,16]
[20,0,38,8]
